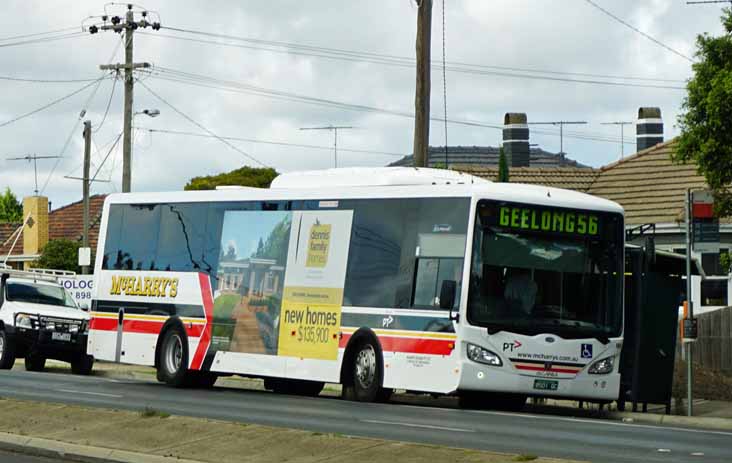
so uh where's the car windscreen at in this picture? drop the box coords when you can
[6,282,77,308]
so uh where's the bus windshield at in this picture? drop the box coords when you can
[467,200,623,340]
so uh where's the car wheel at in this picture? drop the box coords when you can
[71,354,94,375]
[0,330,16,370]
[342,338,383,402]
[24,354,46,372]
[157,325,191,387]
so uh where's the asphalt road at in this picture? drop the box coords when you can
[0,369,729,463]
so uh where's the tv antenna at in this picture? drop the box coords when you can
[299,125,354,168]
[601,121,634,159]
[528,121,587,158]
[7,154,61,196]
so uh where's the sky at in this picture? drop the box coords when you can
[0,0,726,207]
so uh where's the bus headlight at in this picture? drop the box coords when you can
[15,314,37,330]
[588,356,615,375]
[466,343,502,366]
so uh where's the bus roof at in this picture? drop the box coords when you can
[104,167,623,215]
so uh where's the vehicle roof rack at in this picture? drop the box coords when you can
[0,265,75,284]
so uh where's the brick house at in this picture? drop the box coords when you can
[0,195,106,270]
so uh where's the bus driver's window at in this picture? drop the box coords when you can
[412,233,466,309]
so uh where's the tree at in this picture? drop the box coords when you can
[34,239,82,273]
[674,8,732,217]
[497,147,510,182]
[184,166,279,190]
[0,188,22,223]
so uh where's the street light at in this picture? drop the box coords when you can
[134,108,160,118]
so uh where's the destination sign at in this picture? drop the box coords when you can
[481,204,601,236]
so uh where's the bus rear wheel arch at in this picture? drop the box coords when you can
[341,330,391,402]
[156,320,218,388]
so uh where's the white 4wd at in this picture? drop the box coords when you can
[0,269,93,374]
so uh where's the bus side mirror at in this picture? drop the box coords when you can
[439,280,456,310]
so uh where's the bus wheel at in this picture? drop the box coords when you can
[24,354,46,372]
[343,339,383,402]
[0,330,16,370]
[158,325,190,387]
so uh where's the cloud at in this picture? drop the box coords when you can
[0,0,724,206]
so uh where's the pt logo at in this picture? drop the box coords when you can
[581,343,593,359]
[382,315,394,328]
[502,340,522,352]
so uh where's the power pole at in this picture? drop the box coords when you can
[82,121,91,275]
[89,4,160,192]
[299,125,354,168]
[413,0,432,167]
[6,155,60,196]
[601,121,633,159]
[529,121,587,159]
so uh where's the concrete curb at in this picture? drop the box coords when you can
[608,411,732,432]
[0,431,203,463]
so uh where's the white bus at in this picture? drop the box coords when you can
[89,167,624,409]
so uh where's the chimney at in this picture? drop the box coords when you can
[503,112,530,167]
[23,196,49,269]
[636,107,663,152]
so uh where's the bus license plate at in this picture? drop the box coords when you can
[52,332,71,342]
[533,379,558,391]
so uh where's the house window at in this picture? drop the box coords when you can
[702,249,729,276]
[701,279,728,307]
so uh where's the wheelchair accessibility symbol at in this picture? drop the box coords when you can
[581,343,593,359]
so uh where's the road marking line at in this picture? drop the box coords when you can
[461,409,732,437]
[56,389,123,398]
[361,419,474,433]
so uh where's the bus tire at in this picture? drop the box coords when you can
[158,325,191,388]
[0,330,16,370]
[342,338,383,402]
[71,354,94,375]
[24,354,46,372]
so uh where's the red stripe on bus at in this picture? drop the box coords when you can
[339,333,454,355]
[514,364,581,374]
[189,273,214,370]
[89,317,205,337]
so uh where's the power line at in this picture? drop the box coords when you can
[93,74,119,132]
[0,26,78,42]
[0,32,86,48]
[149,27,685,88]
[141,127,404,157]
[0,77,107,129]
[137,80,269,167]
[147,66,634,145]
[583,0,694,63]
[0,75,100,83]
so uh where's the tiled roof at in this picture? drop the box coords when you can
[0,222,23,257]
[49,195,106,249]
[456,165,599,192]
[0,195,106,260]
[456,139,717,226]
[586,140,707,225]
[389,145,589,168]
